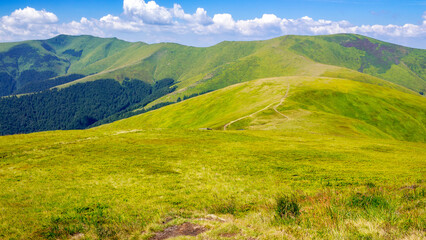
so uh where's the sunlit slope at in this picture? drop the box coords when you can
[288,34,426,93]
[105,76,426,142]
[45,35,136,74]
[58,40,265,87]
[57,34,425,99]
[1,34,424,96]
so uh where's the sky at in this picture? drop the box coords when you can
[0,0,425,48]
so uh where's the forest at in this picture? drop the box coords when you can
[0,78,176,135]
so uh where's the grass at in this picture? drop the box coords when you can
[0,128,424,239]
[1,75,425,239]
[0,35,425,239]
[36,33,424,99]
[105,76,426,142]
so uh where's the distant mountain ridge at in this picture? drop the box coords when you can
[0,34,424,135]
[0,35,134,96]
[0,34,424,97]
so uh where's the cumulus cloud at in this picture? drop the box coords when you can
[173,4,212,25]
[236,14,283,35]
[0,7,59,40]
[2,7,58,25]
[0,2,425,48]
[123,0,172,25]
[99,14,140,31]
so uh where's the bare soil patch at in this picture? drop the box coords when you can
[150,222,206,240]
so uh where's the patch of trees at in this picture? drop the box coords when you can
[62,49,83,58]
[0,72,15,96]
[181,89,213,101]
[0,78,176,135]
[14,74,85,94]
[16,70,57,89]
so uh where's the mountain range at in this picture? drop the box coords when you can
[0,33,424,136]
[0,33,425,239]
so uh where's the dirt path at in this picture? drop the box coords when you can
[272,84,291,120]
[223,84,290,130]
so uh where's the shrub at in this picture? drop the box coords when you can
[275,195,300,219]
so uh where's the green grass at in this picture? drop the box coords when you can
[33,33,425,99]
[105,76,426,142]
[0,128,424,239]
[2,34,424,102]
[288,34,426,93]
[0,35,425,239]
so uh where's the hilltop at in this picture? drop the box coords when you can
[0,34,424,135]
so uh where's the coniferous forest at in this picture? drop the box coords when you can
[0,78,176,135]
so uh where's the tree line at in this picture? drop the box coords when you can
[0,78,176,135]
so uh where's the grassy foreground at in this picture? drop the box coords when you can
[0,128,424,239]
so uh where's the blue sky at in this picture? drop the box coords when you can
[0,0,425,48]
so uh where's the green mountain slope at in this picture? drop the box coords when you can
[0,35,134,96]
[0,34,424,135]
[104,76,426,142]
[1,114,425,239]
[1,34,424,98]
[52,34,424,116]
[0,35,425,240]
[288,34,426,93]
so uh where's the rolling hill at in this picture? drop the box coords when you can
[0,34,425,239]
[0,75,425,239]
[103,76,426,142]
[0,35,134,96]
[0,34,424,135]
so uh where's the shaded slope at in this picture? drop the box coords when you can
[0,35,133,96]
[104,76,426,142]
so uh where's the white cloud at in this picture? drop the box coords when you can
[0,7,59,40]
[57,17,104,36]
[173,4,212,25]
[100,14,141,31]
[0,2,425,48]
[2,7,58,25]
[236,14,282,35]
[208,14,236,33]
[123,0,172,25]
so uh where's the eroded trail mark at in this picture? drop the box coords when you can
[150,222,206,240]
[223,83,290,130]
[272,84,291,120]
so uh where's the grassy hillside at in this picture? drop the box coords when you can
[1,33,424,136]
[0,35,133,96]
[0,127,424,239]
[52,34,425,98]
[105,76,426,142]
[289,34,426,93]
[0,38,425,238]
[1,34,424,98]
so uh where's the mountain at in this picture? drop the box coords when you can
[0,35,134,96]
[103,76,426,142]
[0,34,424,135]
[1,78,425,239]
[0,34,425,239]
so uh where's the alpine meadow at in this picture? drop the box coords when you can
[0,10,425,240]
